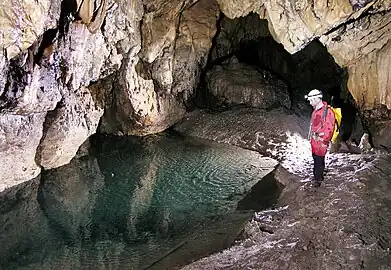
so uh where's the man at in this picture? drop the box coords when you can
[305,89,335,187]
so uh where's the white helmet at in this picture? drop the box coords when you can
[305,89,322,100]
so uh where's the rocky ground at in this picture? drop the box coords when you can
[175,108,391,270]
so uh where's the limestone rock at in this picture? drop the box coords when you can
[0,113,45,192]
[357,105,391,149]
[215,0,263,19]
[206,58,291,109]
[214,0,391,115]
[210,15,344,104]
[104,0,143,55]
[172,0,220,98]
[140,0,219,100]
[36,86,104,169]
[358,133,372,152]
[216,0,390,58]
[320,12,391,67]
[0,0,142,176]
[59,22,111,91]
[102,52,186,135]
[346,38,391,110]
[101,0,219,135]
[138,0,180,97]
[0,49,7,96]
[151,44,175,93]
[139,0,182,63]
[0,0,60,59]
[216,0,355,53]
[372,123,391,150]
[211,14,271,61]
[2,49,62,115]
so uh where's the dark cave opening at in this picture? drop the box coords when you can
[194,12,364,144]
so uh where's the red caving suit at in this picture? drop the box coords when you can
[310,101,335,156]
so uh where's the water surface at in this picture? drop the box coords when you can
[0,133,278,269]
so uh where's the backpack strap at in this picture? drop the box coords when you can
[321,105,328,126]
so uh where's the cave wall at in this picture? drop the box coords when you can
[207,14,345,106]
[0,0,219,190]
[0,0,391,189]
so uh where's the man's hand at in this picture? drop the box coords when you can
[312,133,322,141]
[312,132,326,143]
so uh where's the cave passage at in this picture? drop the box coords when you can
[195,13,361,143]
[0,132,280,270]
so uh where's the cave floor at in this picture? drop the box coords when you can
[176,108,391,270]
[181,152,391,270]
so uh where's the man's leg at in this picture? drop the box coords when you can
[312,154,325,186]
[320,155,325,181]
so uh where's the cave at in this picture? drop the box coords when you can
[194,13,361,146]
[1,0,391,269]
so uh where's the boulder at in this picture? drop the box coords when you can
[206,58,291,109]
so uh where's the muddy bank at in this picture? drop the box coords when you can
[175,109,391,269]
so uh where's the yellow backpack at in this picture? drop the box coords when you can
[322,106,342,143]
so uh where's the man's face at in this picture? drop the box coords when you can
[308,97,320,107]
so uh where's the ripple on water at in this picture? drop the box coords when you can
[0,133,278,270]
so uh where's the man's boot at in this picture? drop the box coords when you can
[310,177,323,187]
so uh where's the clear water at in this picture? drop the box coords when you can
[0,133,278,270]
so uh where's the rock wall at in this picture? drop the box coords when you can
[0,0,219,189]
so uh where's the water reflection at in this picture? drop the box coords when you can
[39,157,105,243]
[0,133,278,269]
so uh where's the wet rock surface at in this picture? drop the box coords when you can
[177,109,391,270]
[174,107,311,174]
[182,154,391,269]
